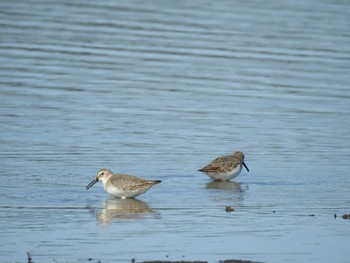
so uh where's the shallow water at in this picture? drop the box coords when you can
[1,0,350,262]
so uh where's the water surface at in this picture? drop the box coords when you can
[1,0,350,262]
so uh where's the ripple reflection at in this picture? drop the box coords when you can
[96,198,154,224]
[205,181,243,192]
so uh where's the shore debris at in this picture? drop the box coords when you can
[341,214,350,220]
[225,206,234,213]
[27,252,32,263]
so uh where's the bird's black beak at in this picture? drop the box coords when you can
[85,178,98,190]
[243,162,249,172]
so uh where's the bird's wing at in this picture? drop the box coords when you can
[109,174,157,192]
[199,155,240,172]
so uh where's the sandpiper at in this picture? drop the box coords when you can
[199,151,249,181]
[86,169,161,198]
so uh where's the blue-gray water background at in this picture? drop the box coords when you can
[1,1,349,262]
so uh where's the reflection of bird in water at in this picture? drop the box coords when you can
[205,181,246,203]
[205,181,243,192]
[96,198,153,224]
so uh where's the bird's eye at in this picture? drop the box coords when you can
[100,172,104,176]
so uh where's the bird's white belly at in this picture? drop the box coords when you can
[105,185,147,198]
[207,165,242,181]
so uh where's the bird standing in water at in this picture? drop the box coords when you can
[199,151,249,181]
[86,169,161,198]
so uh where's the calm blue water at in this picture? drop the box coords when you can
[1,1,350,262]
